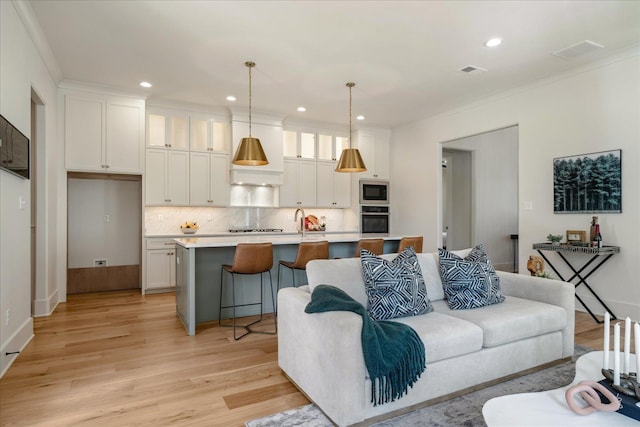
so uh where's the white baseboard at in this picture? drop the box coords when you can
[0,317,34,378]
[575,290,639,322]
[32,289,59,317]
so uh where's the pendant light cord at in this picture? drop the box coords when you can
[349,85,352,148]
[347,82,355,149]
[248,63,253,138]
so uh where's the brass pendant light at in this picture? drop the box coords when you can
[232,61,269,166]
[335,82,366,173]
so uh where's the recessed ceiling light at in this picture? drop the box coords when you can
[139,81,152,88]
[356,115,365,121]
[297,106,307,112]
[226,95,236,102]
[484,38,503,48]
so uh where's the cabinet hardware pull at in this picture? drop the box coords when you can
[164,242,173,245]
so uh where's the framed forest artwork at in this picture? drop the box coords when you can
[553,149,621,214]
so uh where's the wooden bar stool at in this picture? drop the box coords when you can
[278,241,329,290]
[219,243,276,340]
[398,236,423,253]
[354,238,384,257]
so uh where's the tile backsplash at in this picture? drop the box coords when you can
[145,206,358,235]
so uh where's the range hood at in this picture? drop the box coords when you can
[230,110,284,186]
[230,169,283,186]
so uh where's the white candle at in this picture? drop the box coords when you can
[624,317,631,374]
[603,312,610,370]
[614,322,620,385]
[635,322,639,377]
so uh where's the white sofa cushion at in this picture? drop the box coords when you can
[307,257,369,306]
[392,311,483,363]
[431,296,568,348]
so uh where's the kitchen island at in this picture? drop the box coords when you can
[174,233,401,335]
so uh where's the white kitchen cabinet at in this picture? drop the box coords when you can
[280,159,317,207]
[283,130,316,159]
[145,239,175,291]
[145,149,189,205]
[146,108,189,150]
[317,133,350,162]
[189,114,229,153]
[356,130,390,179]
[190,152,229,206]
[317,161,351,207]
[65,92,144,173]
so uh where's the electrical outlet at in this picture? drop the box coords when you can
[5,309,9,326]
[158,214,164,221]
[207,215,212,221]
[104,214,110,222]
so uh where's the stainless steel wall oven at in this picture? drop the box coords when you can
[360,205,389,234]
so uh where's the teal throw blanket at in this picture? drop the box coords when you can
[305,284,426,406]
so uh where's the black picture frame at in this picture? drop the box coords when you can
[0,114,30,180]
[553,149,621,214]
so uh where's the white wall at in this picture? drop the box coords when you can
[68,178,141,268]
[0,1,62,377]
[391,49,640,321]
[443,126,519,270]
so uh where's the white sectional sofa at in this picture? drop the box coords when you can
[277,250,575,426]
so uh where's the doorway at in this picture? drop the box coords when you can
[30,90,46,315]
[67,173,142,294]
[441,149,472,250]
[441,126,519,271]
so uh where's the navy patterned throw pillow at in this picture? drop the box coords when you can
[438,244,505,310]
[360,247,433,321]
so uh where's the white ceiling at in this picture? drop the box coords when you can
[29,0,640,128]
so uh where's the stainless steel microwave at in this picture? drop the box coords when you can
[359,179,389,205]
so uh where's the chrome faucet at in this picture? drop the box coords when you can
[294,208,306,237]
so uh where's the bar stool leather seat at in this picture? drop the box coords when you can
[278,240,329,289]
[219,242,276,340]
[354,238,384,257]
[398,236,423,253]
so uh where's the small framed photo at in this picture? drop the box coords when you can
[566,230,586,244]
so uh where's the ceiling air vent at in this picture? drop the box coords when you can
[552,40,604,59]
[458,65,487,74]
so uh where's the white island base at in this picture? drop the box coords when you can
[483,351,638,426]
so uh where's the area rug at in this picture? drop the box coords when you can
[246,346,591,427]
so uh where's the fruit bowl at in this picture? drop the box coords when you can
[180,221,198,234]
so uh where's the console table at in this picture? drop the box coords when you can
[532,243,620,323]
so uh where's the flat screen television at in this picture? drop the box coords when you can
[0,114,30,179]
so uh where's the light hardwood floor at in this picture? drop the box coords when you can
[0,291,628,426]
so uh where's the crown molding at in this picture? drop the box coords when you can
[12,0,63,83]
[58,80,148,100]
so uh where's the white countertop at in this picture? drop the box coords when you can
[146,230,359,239]
[173,233,401,248]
